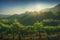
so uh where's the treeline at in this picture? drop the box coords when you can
[0,19,60,40]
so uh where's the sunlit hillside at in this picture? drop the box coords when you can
[0,0,60,40]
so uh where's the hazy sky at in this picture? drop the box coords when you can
[0,0,60,15]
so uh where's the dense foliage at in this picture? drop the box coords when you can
[0,4,60,40]
[0,19,60,40]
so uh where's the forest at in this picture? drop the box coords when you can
[0,19,60,40]
[0,4,60,40]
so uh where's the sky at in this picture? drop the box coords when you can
[0,0,60,15]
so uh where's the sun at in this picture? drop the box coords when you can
[27,4,44,12]
[35,4,41,11]
[27,4,43,12]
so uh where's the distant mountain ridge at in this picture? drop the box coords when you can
[0,15,11,19]
[0,4,60,25]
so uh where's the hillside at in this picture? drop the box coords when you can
[1,4,60,25]
[0,4,60,40]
